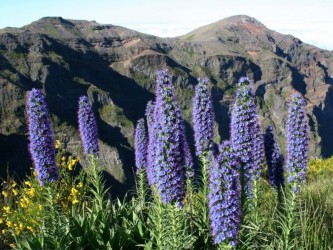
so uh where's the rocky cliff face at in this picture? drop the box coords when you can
[0,16,332,191]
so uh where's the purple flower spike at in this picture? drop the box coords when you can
[286,93,309,193]
[180,128,194,178]
[146,101,158,185]
[193,77,215,156]
[152,69,190,205]
[252,113,265,179]
[264,126,284,188]
[135,118,148,173]
[78,96,99,156]
[230,77,264,197]
[208,141,240,246]
[27,88,59,185]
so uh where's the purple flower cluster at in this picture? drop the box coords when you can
[145,100,155,130]
[181,127,194,178]
[264,126,284,188]
[78,96,99,156]
[135,118,148,173]
[251,114,265,179]
[230,77,264,196]
[146,101,157,185]
[150,69,192,205]
[27,88,59,185]
[208,141,240,246]
[286,93,309,193]
[192,77,215,156]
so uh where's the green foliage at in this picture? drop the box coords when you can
[1,144,333,249]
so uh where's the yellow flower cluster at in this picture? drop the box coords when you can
[308,156,333,180]
[55,139,62,149]
[0,180,42,240]
[56,140,80,172]
[0,141,87,247]
[57,180,85,209]
[59,155,80,171]
[19,181,37,208]
[1,181,19,199]
[56,144,80,172]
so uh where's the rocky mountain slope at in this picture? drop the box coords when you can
[0,15,332,191]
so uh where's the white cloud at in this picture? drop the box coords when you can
[268,22,333,50]
[125,23,201,37]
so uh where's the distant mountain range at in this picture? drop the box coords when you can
[0,15,332,191]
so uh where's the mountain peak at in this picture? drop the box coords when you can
[180,15,268,42]
[222,15,266,27]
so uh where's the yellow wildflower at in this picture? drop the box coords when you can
[24,181,32,187]
[12,189,18,196]
[27,188,35,198]
[27,226,34,233]
[77,182,84,188]
[68,162,74,171]
[20,197,30,208]
[61,156,66,161]
[11,182,17,188]
[3,206,10,213]
[0,218,3,224]
[1,229,5,234]
[72,198,79,205]
[6,220,12,227]
[55,140,62,149]
[15,229,21,235]
[71,187,79,196]
[2,191,8,198]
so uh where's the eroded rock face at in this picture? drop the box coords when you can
[0,15,332,190]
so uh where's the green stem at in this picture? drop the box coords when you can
[154,189,165,250]
[252,179,259,223]
[202,155,209,226]
[284,187,297,248]
[201,154,211,248]
[170,204,179,249]
[137,169,146,209]
[217,243,233,250]
[186,178,194,234]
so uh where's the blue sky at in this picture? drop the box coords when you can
[1,0,332,50]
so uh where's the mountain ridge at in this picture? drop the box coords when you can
[0,15,332,193]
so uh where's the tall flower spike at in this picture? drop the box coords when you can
[230,77,263,196]
[177,98,194,177]
[153,69,188,205]
[27,88,59,185]
[251,113,265,179]
[146,101,157,185]
[180,127,194,178]
[193,77,215,156]
[78,96,99,156]
[135,118,148,173]
[208,141,240,246]
[264,126,284,188]
[286,93,309,193]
